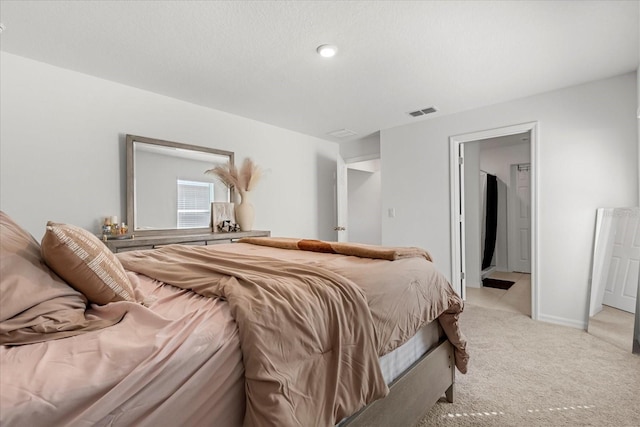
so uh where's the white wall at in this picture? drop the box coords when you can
[0,52,339,240]
[480,142,531,189]
[347,168,381,245]
[381,72,638,329]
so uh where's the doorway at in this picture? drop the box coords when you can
[335,154,381,243]
[449,122,539,320]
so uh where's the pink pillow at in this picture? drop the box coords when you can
[0,212,117,345]
[41,221,136,305]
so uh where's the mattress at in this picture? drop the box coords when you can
[379,320,443,384]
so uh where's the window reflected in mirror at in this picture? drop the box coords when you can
[176,179,217,228]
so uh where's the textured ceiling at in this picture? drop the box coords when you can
[0,1,638,142]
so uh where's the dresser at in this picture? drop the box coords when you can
[103,230,270,253]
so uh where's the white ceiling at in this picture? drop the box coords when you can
[0,1,638,143]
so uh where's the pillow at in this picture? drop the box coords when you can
[41,221,136,305]
[0,211,117,345]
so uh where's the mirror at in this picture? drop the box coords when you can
[126,135,234,235]
[587,207,640,354]
[635,273,640,354]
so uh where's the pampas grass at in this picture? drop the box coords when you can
[205,163,239,188]
[205,158,262,192]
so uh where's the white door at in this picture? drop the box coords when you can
[335,155,348,242]
[603,208,640,314]
[509,164,531,273]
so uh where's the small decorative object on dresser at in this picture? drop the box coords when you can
[235,189,255,232]
[217,220,240,233]
[211,202,236,232]
[206,158,262,231]
[100,216,132,241]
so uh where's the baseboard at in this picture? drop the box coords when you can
[480,266,496,280]
[538,313,587,330]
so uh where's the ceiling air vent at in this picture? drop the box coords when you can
[408,106,438,117]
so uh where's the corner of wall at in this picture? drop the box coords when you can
[537,313,587,330]
[339,133,381,160]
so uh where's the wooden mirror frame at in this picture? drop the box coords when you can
[126,134,235,236]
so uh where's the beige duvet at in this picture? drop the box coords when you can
[118,242,468,427]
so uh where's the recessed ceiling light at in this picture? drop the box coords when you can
[317,44,338,58]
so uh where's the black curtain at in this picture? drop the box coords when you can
[482,174,498,270]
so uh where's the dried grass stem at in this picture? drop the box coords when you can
[205,158,262,192]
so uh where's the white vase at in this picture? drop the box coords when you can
[235,190,255,231]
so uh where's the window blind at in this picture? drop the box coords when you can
[177,179,214,228]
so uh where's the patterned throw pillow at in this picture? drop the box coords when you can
[41,221,136,305]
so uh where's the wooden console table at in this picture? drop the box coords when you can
[104,230,270,253]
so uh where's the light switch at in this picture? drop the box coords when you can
[388,208,396,218]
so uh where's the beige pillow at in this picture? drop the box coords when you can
[41,221,136,305]
[0,211,117,345]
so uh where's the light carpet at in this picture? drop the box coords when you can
[416,304,640,426]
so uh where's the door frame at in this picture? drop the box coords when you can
[449,122,539,320]
[335,155,348,242]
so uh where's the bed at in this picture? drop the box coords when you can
[0,211,468,426]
